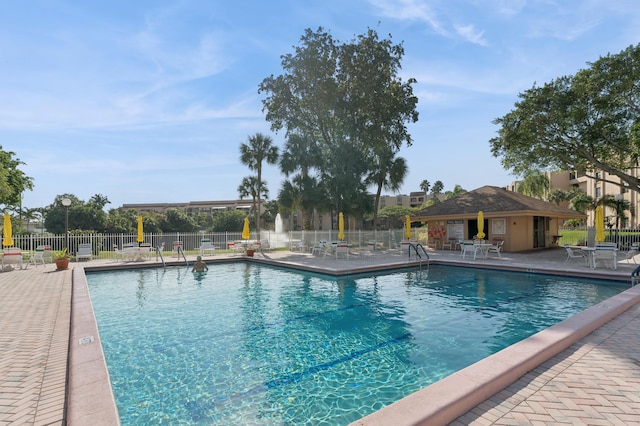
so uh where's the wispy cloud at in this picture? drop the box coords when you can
[368,0,448,35]
[369,0,491,46]
[454,24,487,46]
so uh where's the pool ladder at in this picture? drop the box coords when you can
[176,246,189,266]
[154,246,166,268]
[407,243,430,272]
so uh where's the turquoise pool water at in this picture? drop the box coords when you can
[87,264,627,425]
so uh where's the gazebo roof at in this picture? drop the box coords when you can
[411,185,585,221]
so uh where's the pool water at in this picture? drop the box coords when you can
[87,264,626,425]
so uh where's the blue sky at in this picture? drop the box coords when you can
[2,1,639,210]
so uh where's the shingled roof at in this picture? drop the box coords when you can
[411,185,585,220]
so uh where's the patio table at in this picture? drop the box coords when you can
[473,243,494,260]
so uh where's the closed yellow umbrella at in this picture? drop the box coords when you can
[137,216,144,244]
[476,211,485,239]
[405,214,411,240]
[242,217,251,240]
[3,213,13,247]
[338,212,345,240]
[595,205,605,242]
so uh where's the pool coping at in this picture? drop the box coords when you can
[67,267,120,425]
[67,256,636,425]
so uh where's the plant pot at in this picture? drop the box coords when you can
[245,249,255,257]
[55,258,70,270]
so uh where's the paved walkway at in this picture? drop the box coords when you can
[451,302,640,425]
[0,263,70,425]
[1,247,639,425]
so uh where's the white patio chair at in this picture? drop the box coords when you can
[311,241,326,255]
[199,238,216,256]
[42,245,53,263]
[171,241,184,257]
[258,240,271,252]
[31,245,48,266]
[227,241,244,256]
[2,247,24,271]
[442,238,456,250]
[112,244,126,262]
[487,240,504,259]
[335,243,350,259]
[139,244,152,260]
[593,246,617,270]
[460,240,475,259]
[75,243,93,262]
[564,245,587,265]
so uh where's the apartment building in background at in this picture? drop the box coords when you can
[508,170,639,228]
[121,192,433,231]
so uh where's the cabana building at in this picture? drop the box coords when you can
[411,186,586,252]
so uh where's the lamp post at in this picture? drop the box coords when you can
[61,198,71,251]
[615,193,623,246]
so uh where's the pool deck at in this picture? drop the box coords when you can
[2,246,640,425]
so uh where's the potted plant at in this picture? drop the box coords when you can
[54,248,70,270]
[245,245,255,257]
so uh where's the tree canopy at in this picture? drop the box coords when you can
[260,27,418,228]
[0,146,33,208]
[490,43,640,193]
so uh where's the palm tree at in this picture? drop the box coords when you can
[366,154,408,229]
[88,194,111,209]
[279,133,323,229]
[445,184,467,200]
[516,170,549,199]
[568,190,595,214]
[430,180,444,203]
[239,133,279,237]
[419,179,430,194]
[547,189,570,205]
[237,176,269,230]
[599,194,634,229]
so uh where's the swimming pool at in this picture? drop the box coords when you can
[87,264,627,425]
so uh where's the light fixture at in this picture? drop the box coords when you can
[61,198,71,250]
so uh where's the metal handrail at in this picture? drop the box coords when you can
[154,246,165,268]
[408,243,429,260]
[177,246,188,266]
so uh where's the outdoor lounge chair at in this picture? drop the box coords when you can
[172,241,184,257]
[593,245,617,270]
[257,240,271,252]
[227,241,244,255]
[335,243,349,259]
[311,241,326,255]
[31,245,52,266]
[139,244,152,260]
[564,245,587,265]
[75,243,93,262]
[441,238,456,250]
[487,240,504,259]
[2,247,24,271]
[427,238,440,250]
[112,244,126,262]
[460,240,476,259]
[199,238,216,256]
[624,242,639,263]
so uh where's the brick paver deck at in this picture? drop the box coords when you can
[452,302,640,425]
[0,263,70,425]
[1,248,640,425]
